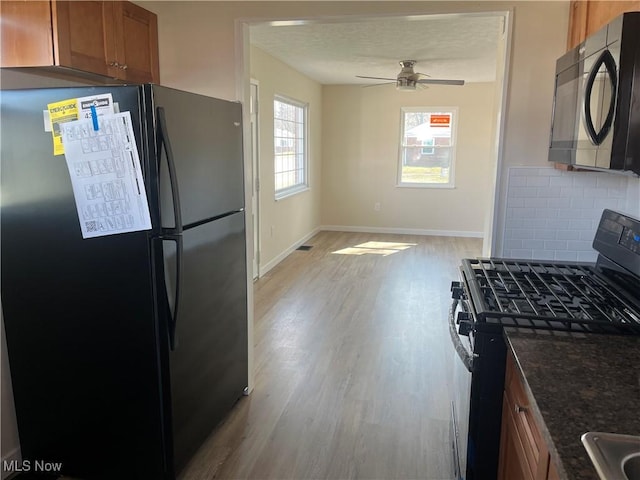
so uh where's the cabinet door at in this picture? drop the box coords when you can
[499,354,555,480]
[0,1,54,67]
[546,459,561,480]
[110,1,159,83]
[498,393,534,480]
[504,355,546,474]
[567,1,588,49]
[52,1,111,76]
[586,1,640,37]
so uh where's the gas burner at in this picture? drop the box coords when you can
[461,255,640,335]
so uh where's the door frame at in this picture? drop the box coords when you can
[250,79,260,280]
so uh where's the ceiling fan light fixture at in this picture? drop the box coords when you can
[396,77,417,91]
[356,59,462,90]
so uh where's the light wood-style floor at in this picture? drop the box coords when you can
[180,231,482,480]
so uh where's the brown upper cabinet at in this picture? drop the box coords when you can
[567,1,589,50]
[567,0,640,49]
[0,1,159,83]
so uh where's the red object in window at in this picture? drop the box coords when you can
[430,114,450,127]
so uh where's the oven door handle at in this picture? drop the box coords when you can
[449,299,474,373]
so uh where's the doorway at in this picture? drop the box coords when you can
[240,12,512,258]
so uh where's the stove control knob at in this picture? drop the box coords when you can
[450,281,464,299]
[456,311,470,324]
[458,320,473,337]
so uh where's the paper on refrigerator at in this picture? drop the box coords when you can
[60,111,152,239]
[47,93,115,155]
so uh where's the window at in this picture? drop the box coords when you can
[274,96,308,199]
[398,107,457,187]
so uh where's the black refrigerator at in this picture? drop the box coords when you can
[0,85,248,479]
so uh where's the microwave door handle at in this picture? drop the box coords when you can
[583,50,618,145]
[598,50,618,143]
[583,57,599,144]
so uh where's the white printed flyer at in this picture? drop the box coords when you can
[60,111,152,238]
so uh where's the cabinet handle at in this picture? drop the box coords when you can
[515,404,528,414]
[109,61,119,68]
[122,64,128,70]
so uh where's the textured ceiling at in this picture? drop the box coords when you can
[250,14,505,85]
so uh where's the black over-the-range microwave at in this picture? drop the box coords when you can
[549,12,640,175]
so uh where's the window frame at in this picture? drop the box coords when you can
[273,94,309,200]
[397,106,458,189]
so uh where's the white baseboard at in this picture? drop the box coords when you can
[259,227,321,277]
[1,446,21,480]
[320,224,484,238]
[258,225,482,278]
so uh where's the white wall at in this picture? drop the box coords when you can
[321,82,495,236]
[250,46,323,272]
[491,2,570,254]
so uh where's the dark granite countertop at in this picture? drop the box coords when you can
[504,329,640,480]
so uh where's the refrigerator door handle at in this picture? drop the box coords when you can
[156,106,183,234]
[156,107,183,350]
[162,234,183,351]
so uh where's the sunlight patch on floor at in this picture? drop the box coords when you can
[332,241,417,256]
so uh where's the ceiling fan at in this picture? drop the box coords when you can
[356,60,465,90]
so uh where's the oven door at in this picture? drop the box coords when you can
[449,298,474,480]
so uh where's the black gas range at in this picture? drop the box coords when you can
[448,209,640,480]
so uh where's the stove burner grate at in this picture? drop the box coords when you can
[462,259,640,335]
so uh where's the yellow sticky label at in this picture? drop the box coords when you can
[47,99,79,156]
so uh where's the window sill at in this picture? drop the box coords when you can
[396,183,455,189]
[275,185,309,201]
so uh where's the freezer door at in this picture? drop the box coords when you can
[149,85,245,228]
[163,211,248,473]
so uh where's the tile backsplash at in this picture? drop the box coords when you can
[503,167,640,262]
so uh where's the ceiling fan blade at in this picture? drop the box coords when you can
[363,82,396,88]
[416,79,465,86]
[356,75,397,81]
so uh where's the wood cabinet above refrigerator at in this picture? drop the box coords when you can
[0,1,159,83]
